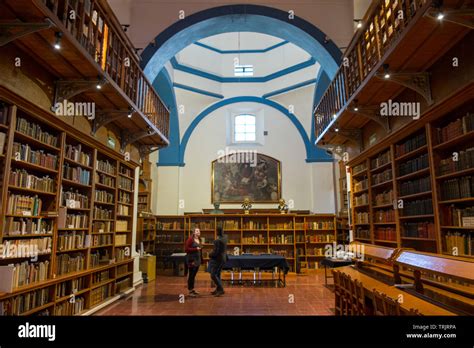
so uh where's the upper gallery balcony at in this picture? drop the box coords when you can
[0,0,170,150]
[313,0,473,151]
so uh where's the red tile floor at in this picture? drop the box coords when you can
[95,271,335,315]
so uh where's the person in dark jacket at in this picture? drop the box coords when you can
[185,227,202,297]
[208,226,228,296]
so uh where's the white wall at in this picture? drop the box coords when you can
[151,95,336,215]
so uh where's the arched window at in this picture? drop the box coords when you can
[234,114,256,142]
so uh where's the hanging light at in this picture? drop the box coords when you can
[437,11,444,20]
[354,19,363,28]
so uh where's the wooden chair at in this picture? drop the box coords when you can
[332,270,343,316]
[299,261,308,275]
[382,293,401,315]
[341,272,354,315]
[353,279,366,315]
[372,289,386,315]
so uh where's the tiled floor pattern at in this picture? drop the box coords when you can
[95,271,335,316]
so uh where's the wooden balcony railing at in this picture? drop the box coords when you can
[41,0,169,140]
[314,0,431,143]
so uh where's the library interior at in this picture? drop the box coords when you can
[0,0,472,318]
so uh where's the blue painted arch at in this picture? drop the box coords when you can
[178,96,332,165]
[141,4,342,83]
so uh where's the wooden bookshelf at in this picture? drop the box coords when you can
[347,103,474,258]
[137,216,156,254]
[156,214,336,273]
[0,102,137,315]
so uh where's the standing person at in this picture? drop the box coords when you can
[185,227,202,297]
[209,226,228,296]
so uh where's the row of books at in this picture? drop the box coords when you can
[354,193,369,206]
[95,189,114,204]
[242,221,266,229]
[269,235,294,244]
[62,188,89,209]
[269,222,294,229]
[402,222,435,238]
[12,142,58,170]
[441,205,474,227]
[444,232,473,256]
[242,236,264,244]
[374,209,395,223]
[117,264,129,276]
[56,277,87,299]
[191,222,214,230]
[374,227,396,241]
[3,217,53,236]
[59,211,89,229]
[55,296,85,316]
[306,221,334,230]
[158,221,185,230]
[354,178,368,192]
[119,166,132,177]
[0,237,52,259]
[90,283,112,307]
[16,116,59,147]
[9,169,56,193]
[90,250,111,268]
[115,234,128,245]
[116,247,129,262]
[9,287,50,315]
[305,248,324,256]
[221,220,239,229]
[438,147,474,176]
[436,112,474,144]
[306,234,334,243]
[92,234,113,247]
[398,153,429,176]
[57,231,88,251]
[398,176,431,196]
[118,176,133,191]
[374,190,393,206]
[55,253,85,276]
[92,270,110,284]
[116,220,129,232]
[94,206,113,220]
[93,221,112,233]
[396,132,426,157]
[96,159,116,175]
[401,198,433,216]
[118,191,131,204]
[355,212,369,224]
[440,176,473,200]
[65,143,91,167]
[353,163,367,174]
[6,193,42,216]
[96,173,115,187]
[117,204,130,216]
[63,164,91,186]
[10,260,50,289]
[372,168,392,185]
[371,150,391,169]
[355,227,370,239]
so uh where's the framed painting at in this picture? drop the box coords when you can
[211,153,281,203]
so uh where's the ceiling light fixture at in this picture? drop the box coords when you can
[54,32,63,50]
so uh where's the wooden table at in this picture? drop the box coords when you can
[338,266,455,316]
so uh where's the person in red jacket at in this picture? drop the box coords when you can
[185,227,202,297]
